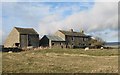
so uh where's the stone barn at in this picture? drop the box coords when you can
[40,35,65,48]
[55,29,92,48]
[4,27,39,49]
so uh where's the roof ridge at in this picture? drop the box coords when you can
[14,27,33,29]
[58,30,86,36]
[14,27,38,34]
[59,30,83,33]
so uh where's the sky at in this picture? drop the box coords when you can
[0,0,119,44]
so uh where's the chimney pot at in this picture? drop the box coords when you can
[70,29,73,32]
[81,30,84,33]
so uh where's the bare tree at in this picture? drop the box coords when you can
[90,36,105,47]
[95,36,105,44]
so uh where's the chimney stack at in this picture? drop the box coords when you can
[70,29,73,32]
[81,30,84,33]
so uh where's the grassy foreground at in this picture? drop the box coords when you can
[2,48,118,73]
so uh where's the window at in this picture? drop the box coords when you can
[15,43,20,47]
[72,37,74,41]
[28,39,31,46]
[83,38,85,41]
[52,43,54,46]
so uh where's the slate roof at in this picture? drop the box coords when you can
[45,35,65,41]
[58,30,87,37]
[14,27,38,34]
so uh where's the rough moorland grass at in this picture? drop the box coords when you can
[33,48,118,56]
[2,48,118,73]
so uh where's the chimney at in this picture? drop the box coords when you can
[81,30,84,33]
[70,29,73,32]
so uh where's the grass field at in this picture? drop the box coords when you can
[2,48,119,73]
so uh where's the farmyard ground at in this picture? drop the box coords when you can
[2,48,118,73]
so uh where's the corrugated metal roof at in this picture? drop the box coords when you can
[15,27,38,34]
[59,30,86,36]
[45,35,65,41]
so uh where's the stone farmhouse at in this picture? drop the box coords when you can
[40,29,102,48]
[4,27,39,49]
[55,29,91,48]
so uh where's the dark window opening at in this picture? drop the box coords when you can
[52,43,54,46]
[15,43,20,47]
[83,38,85,41]
[28,40,32,46]
[72,37,74,41]
[28,43,32,46]
[72,37,73,40]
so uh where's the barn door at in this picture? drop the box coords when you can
[20,34,28,48]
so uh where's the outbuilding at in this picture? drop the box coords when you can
[40,35,65,48]
[4,27,39,49]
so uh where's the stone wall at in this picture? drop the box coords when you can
[4,28,20,48]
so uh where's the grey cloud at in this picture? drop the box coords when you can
[37,2,118,42]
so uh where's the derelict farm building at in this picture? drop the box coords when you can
[4,27,39,48]
[39,35,65,48]
[4,27,103,49]
[40,29,93,48]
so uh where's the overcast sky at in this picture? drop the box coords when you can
[0,0,119,44]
